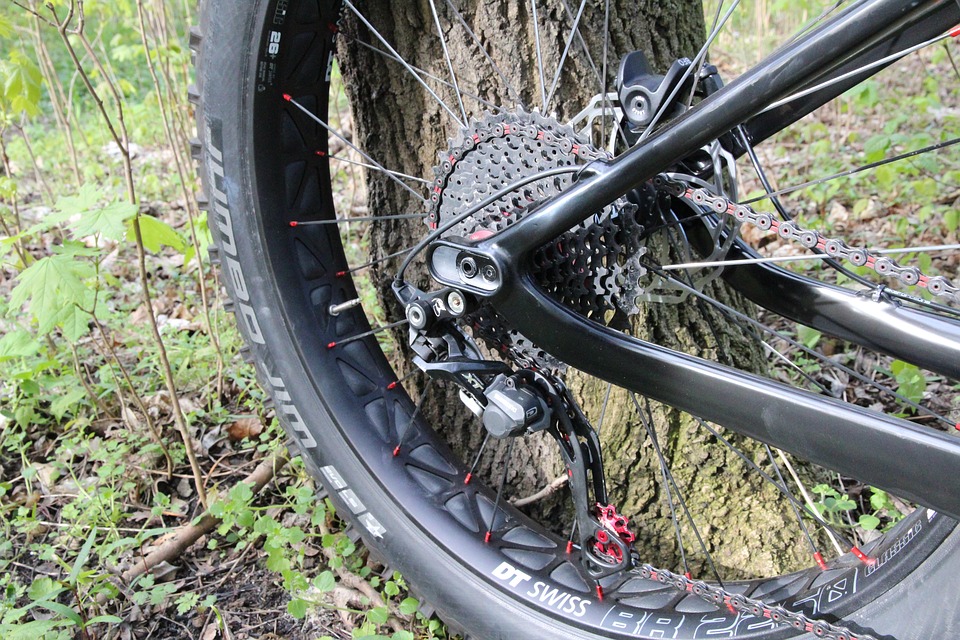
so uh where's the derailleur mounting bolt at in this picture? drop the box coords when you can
[405,303,429,330]
[447,290,466,316]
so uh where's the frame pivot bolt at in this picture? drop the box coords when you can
[459,257,478,279]
[481,265,498,281]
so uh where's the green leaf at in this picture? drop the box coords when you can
[50,185,137,242]
[365,606,390,625]
[57,303,92,341]
[859,514,881,530]
[313,570,335,593]
[945,209,959,233]
[811,484,836,497]
[398,597,419,616]
[68,528,98,584]
[870,489,892,511]
[835,497,857,511]
[0,15,13,38]
[2,50,43,117]
[49,387,88,421]
[890,359,926,404]
[796,325,822,350]
[51,184,102,223]
[132,215,185,253]
[27,577,62,601]
[71,200,138,242]
[33,600,83,626]
[0,329,41,361]
[287,597,308,619]
[84,615,124,626]
[863,135,890,163]
[10,253,94,336]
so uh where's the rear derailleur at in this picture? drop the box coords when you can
[394,280,636,578]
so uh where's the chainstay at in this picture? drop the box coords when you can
[639,564,878,640]
[658,177,960,304]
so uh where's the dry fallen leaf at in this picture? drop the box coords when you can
[226,417,264,442]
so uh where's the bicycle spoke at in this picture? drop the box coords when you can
[544,0,587,113]
[595,382,613,434]
[764,445,826,568]
[788,0,847,45]
[485,439,516,543]
[636,0,741,144]
[530,0,548,111]
[336,246,416,278]
[464,433,490,485]
[428,0,468,124]
[690,414,854,553]
[291,213,428,226]
[762,31,953,113]
[343,0,466,128]
[441,0,523,105]
[600,0,611,138]
[632,394,720,583]
[284,94,427,203]
[329,154,434,186]
[642,263,956,429]
[774,449,846,556]
[685,0,726,108]
[741,136,960,205]
[393,378,435,457]
[346,37,505,113]
[326,319,408,350]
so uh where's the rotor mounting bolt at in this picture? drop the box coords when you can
[481,264,498,282]
[459,257,478,279]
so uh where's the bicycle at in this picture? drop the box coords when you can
[193,1,960,637]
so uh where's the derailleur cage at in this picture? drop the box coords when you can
[395,279,636,577]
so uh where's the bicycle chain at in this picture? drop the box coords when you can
[658,177,960,304]
[639,563,879,640]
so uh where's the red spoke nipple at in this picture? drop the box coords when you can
[282,93,293,102]
[951,25,960,37]
[463,473,473,485]
[335,271,347,278]
[392,445,401,457]
[386,381,398,390]
[595,585,604,601]
[851,546,874,565]
[326,341,337,349]
[484,531,492,544]
[289,221,299,227]
[814,551,828,570]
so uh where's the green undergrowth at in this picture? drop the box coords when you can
[0,2,446,639]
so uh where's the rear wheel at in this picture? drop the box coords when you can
[195,1,960,638]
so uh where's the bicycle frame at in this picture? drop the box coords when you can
[431,0,960,518]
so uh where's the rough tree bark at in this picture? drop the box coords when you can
[338,1,813,578]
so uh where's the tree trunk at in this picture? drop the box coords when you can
[338,1,813,578]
